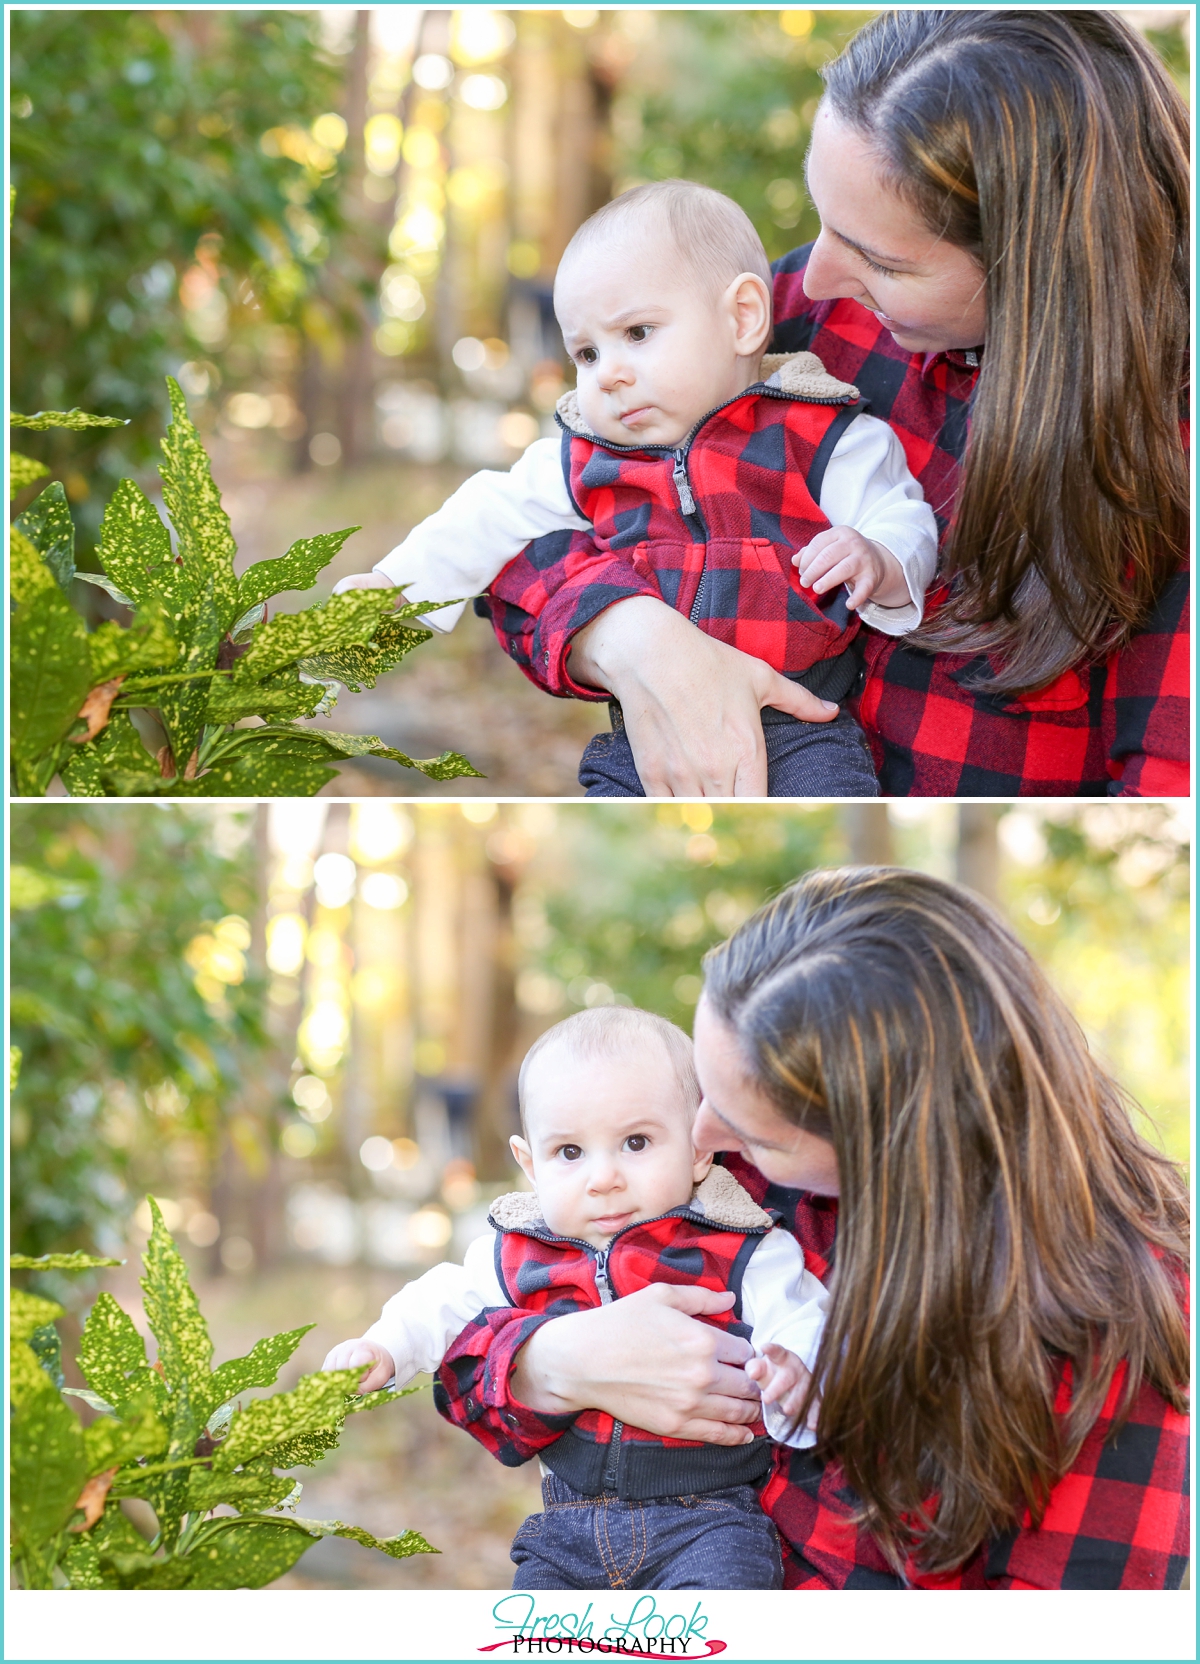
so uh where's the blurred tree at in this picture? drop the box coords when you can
[10,9,345,541]
[611,9,872,261]
[9,807,268,1279]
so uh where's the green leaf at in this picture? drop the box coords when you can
[232,588,396,683]
[11,452,50,499]
[96,478,183,611]
[207,1324,313,1407]
[344,1383,422,1415]
[286,1514,437,1560]
[185,1458,297,1516]
[62,1533,105,1589]
[8,1251,121,1271]
[213,1368,360,1470]
[158,378,239,630]
[235,527,360,614]
[29,1322,65,1389]
[61,710,157,798]
[9,527,92,784]
[316,729,484,782]
[263,1425,343,1469]
[87,599,177,685]
[74,570,135,607]
[6,868,87,911]
[77,1290,163,1417]
[139,1198,214,1426]
[9,1353,89,1555]
[179,1516,318,1588]
[101,1549,195,1589]
[203,668,324,726]
[11,408,128,430]
[14,479,75,589]
[156,579,223,769]
[11,1289,65,1346]
[82,1394,169,1477]
[176,742,339,799]
[297,610,433,692]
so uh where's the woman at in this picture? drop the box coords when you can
[482,10,1189,796]
[436,869,1189,1587]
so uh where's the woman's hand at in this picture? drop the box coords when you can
[569,597,838,797]
[510,1284,763,1444]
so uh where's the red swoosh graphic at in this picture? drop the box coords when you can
[478,1642,727,1659]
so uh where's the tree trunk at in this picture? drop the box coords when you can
[843,804,894,866]
[955,805,1002,902]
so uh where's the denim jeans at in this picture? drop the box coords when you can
[578,704,880,798]
[510,1472,784,1591]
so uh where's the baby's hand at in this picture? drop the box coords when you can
[794,527,910,611]
[332,571,396,594]
[745,1343,819,1437]
[322,1338,395,1393]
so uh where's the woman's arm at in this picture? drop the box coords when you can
[1103,564,1190,796]
[434,1284,765,1464]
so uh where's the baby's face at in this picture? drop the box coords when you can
[512,1039,710,1249]
[555,230,764,449]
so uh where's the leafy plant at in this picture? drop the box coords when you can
[10,382,481,796]
[9,1204,436,1589]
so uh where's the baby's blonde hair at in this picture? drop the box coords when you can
[517,1006,700,1133]
[557,179,773,315]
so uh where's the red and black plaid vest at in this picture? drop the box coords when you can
[558,376,863,676]
[490,1198,776,1499]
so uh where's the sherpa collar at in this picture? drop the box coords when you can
[487,1162,772,1235]
[554,350,860,439]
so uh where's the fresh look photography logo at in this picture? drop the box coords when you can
[478,1596,727,1658]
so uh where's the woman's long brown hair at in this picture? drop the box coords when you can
[823,11,1189,694]
[703,868,1189,1575]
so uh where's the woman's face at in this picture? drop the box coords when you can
[691,996,840,1195]
[803,102,988,355]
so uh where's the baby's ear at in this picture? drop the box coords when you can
[691,1145,715,1185]
[510,1135,537,1188]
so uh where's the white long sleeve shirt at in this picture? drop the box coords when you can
[362,1221,829,1451]
[375,415,937,640]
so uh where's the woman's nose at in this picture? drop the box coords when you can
[802,228,871,305]
[691,1100,727,1158]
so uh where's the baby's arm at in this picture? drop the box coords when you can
[799,413,939,634]
[739,1226,830,1449]
[321,1229,507,1392]
[333,436,591,633]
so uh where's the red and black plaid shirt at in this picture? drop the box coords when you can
[434,1153,1189,1589]
[481,244,1189,796]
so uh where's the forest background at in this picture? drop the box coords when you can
[11,7,1191,793]
[10,798,1190,1587]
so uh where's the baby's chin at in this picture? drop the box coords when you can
[582,408,689,450]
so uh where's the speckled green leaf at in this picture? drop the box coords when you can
[11,452,50,499]
[156,579,222,769]
[208,1324,313,1408]
[77,1291,163,1416]
[11,1289,65,1346]
[185,1458,297,1516]
[213,1369,359,1470]
[297,610,434,692]
[232,588,396,683]
[181,748,340,799]
[9,1358,89,1553]
[62,1533,105,1589]
[10,1252,123,1271]
[29,1323,65,1389]
[15,480,75,590]
[11,408,128,431]
[61,710,157,797]
[263,1425,342,1469]
[10,527,92,775]
[102,1549,195,1589]
[140,1199,213,1421]
[180,1516,318,1588]
[316,729,484,781]
[158,378,239,630]
[96,478,184,611]
[324,1521,438,1560]
[235,527,360,613]
[87,600,177,685]
[75,570,135,607]
[83,1394,168,1477]
[204,668,324,726]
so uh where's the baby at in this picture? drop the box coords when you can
[336,179,937,798]
[324,1007,829,1591]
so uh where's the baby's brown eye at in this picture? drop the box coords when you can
[578,347,597,365]
[561,1145,583,1161]
[625,1135,647,1152]
[628,326,650,343]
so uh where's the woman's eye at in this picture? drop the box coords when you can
[627,325,651,343]
[863,255,901,279]
[625,1135,648,1152]
[560,1144,583,1162]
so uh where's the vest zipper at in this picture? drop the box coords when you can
[672,450,696,517]
[594,1247,614,1304]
